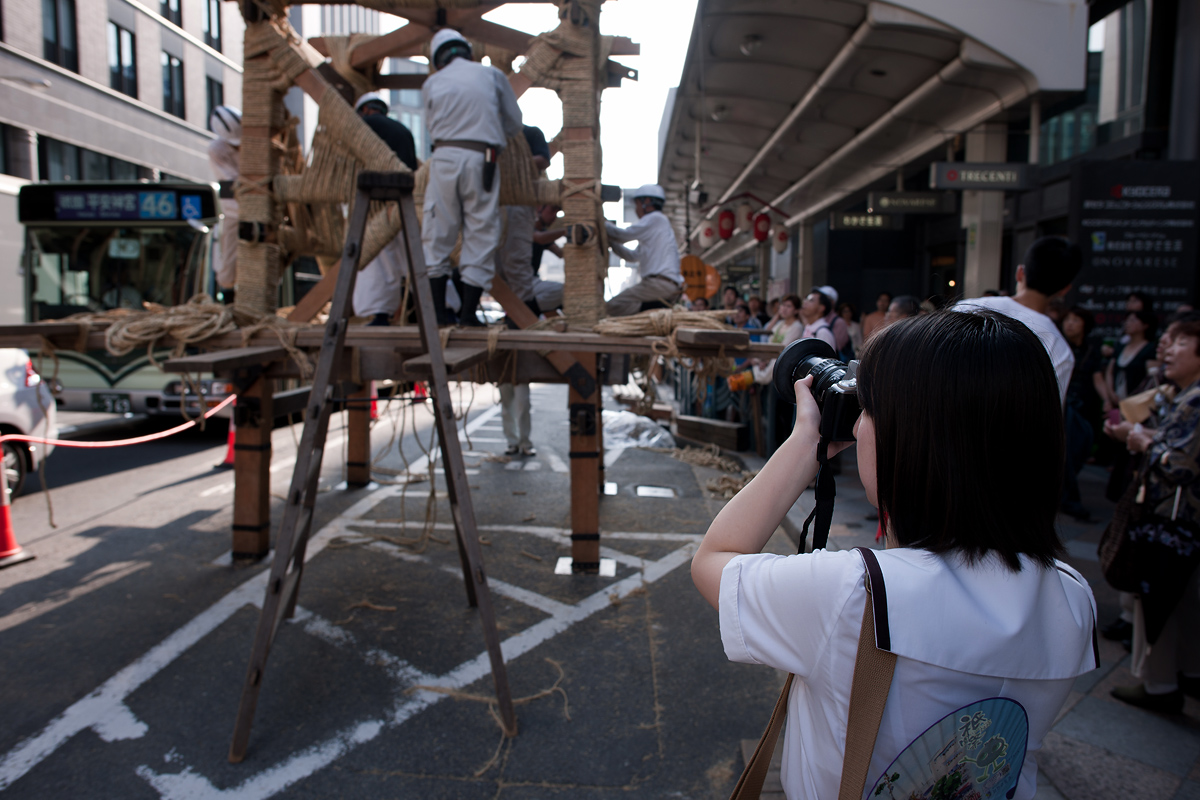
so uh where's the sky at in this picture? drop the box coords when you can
[381,0,699,224]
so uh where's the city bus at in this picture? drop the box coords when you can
[18,181,234,417]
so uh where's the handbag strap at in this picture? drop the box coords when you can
[839,548,898,800]
[728,548,897,800]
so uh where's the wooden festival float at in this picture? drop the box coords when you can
[0,0,781,761]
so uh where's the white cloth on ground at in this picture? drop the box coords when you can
[956,295,1074,404]
[353,236,405,318]
[422,58,523,147]
[720,547,1097,800]
[422,147,501,290]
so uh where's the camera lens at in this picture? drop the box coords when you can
[772,338,846,404]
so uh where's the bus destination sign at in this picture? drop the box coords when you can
[53,190,192,221]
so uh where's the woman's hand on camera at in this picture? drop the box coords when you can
[791,375,855,457]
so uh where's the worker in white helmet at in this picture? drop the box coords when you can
[207,106,241,302]
[352,92,418,325]
[605,184,684,316]
[422,27,523,325]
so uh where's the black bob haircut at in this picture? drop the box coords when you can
[1022,236,1082,296]
[856,310,1066,571]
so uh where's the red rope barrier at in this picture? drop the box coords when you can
[0,395,236,449]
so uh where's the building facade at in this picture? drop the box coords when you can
[0,0,244,183]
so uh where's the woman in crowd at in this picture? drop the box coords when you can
[1102,310,1159,501]
[838,302,862,357]
[693,311,1097,799]
[763,294,804,348]
[1061,306,1104,521]
[884,294,921,326]
[1104,312,1200,712]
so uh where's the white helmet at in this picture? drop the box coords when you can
[816,285,839,305]
[632,184,666,202]
[354,92,388,112]
[431,29,471,68]
[210,106,242,146]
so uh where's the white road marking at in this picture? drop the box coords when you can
[198,483,232,498]
[545,452,569,473]
[604,446,626,468]
[461,436,505,443]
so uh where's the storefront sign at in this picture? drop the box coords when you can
[1069,161,1200,338]
[867,192,955,214]
[930,163,1033,191]
[829,212,903,231]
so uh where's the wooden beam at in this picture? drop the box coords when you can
[346,383,371,487]
[674,327,749,347]
[233,376,273,559]
[162,346,288,374]
[609,37,641,56]
[509,71,533,100]
[376,74,426,90]
[352,24,433,68]
[402,347,492,376]
[568,352,600,573]
[456,18,534,54]
[288,265,338,323]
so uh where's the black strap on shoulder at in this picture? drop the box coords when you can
[1057,565,1101,669]
[855,547,892,652]
[798,437,837,554]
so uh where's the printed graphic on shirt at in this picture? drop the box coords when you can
[870,698,1028,800]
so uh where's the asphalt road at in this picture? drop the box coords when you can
[0,384,785,799]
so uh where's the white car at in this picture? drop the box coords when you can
[1,349,57,499]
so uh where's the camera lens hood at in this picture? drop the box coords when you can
[773,338,838,403]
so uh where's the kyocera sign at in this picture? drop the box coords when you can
[1111,184,1171,198]
[930,162,1033,191]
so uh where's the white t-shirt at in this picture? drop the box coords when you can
[606,211,683,285]
[955,296,1074,404]
[720,547,1097,800]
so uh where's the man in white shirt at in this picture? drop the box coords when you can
[956,236,1082,404]
[605,185,684,316]
[422,28,523,325]
[207,106,241,303]
[799,289,837,349]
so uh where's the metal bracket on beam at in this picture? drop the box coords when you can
[563,362,597,400]
[569,403,597,437]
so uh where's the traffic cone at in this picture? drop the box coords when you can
[0,452,34,569]
[370,381,379,420]
[216,398,236,469]
[414,381,427,401]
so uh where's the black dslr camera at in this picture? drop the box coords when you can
[772,339,861,442]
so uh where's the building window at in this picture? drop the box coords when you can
[107,22,137,98]
[42,0,78,72]
[39,137,79,181]
[206,77,224,129]
[202,0,221,51]
[162,53,184,118]
[160,0,180,27]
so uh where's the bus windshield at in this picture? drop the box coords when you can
[28,225,210,321]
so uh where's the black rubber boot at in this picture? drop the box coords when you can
[458,283,486,327]
[428,276,452,326]
[366,313,390,327]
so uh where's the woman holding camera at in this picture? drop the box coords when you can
[692,311,1097,800]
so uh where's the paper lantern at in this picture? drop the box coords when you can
[705,263,721,297]
[753,213,771,242]
[772,224,790,253]
[735,202,754,233]
[718,209,735,239]
[697,222,717,249]
[681,254,710,301]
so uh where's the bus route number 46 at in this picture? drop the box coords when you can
[139,192,177,220]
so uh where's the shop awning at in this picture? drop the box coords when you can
[660,0,1087,266]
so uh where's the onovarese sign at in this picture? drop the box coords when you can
[867,192,955,214]
[930,162,1033,191]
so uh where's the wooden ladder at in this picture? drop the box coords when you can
[228,171,516,762]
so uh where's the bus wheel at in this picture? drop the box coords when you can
[2,441,26,501]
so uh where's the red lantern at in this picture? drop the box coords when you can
[718,209,735,239]
[753,213,771,242]
[697,222,716,249]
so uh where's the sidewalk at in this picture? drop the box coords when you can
[737,447,1200,800]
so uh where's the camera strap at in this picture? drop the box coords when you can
[798,437,837,554]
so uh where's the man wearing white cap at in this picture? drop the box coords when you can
[422,28,523,325]
[352,92,418,325]
[605,184,684,316]
[816,284,851,356]
[207,106,241,302]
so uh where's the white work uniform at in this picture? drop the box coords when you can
[955,296,1074,405]
[605,211,683,316]
[207,137,239,289]
[421,58,523,291]
[720,548,1098,800]
[353,237,405,318]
